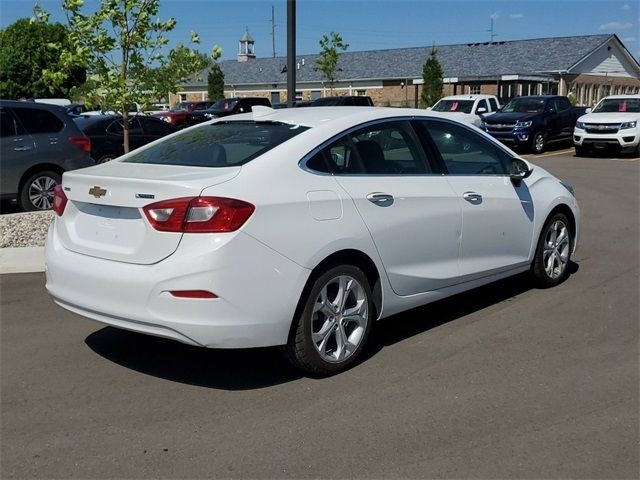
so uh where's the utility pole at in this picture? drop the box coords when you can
[270,5,276,58]
[287,0,296,107]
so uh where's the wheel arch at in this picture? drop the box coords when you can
[540,203,577,254]
[18,164,64,193]
[287,248,383,343]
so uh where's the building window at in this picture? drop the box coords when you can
[271,91,281,105]
[468,85,481,95]
[179,93,187,102]
[311,90,322,100]
[296,91,303,101]
[356,90,367,96]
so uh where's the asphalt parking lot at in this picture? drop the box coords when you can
[1,149,638,478]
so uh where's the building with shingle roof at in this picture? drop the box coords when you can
[175,33,640,108]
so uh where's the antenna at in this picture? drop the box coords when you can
[270,5,277,58]
[488,17,496,42]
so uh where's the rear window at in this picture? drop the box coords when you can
[123,121,309,167]
[13,107,64,134]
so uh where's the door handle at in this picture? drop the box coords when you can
[366,192,394,206]
[13,146,32,151]
[462,191,483,204]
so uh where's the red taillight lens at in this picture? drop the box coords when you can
[53,184,67,216]
[143,197,255,233]
[69,136,91,153]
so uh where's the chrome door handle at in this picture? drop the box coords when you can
[13,146,32,151]
[366,192,394,206]
[462,192,483,204]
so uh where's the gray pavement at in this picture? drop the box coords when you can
[1,151,638,479]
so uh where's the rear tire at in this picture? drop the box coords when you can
[96,154,117,164]
[531,213,572,287]
[284,265,374,376]
[18,170,61,211]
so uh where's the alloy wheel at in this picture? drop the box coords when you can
[311,275,369,363]
[28,175,57,210]
[542,220,570,279]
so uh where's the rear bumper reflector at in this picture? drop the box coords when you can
[169,290,218,299]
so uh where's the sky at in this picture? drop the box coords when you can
[1,0,638,61]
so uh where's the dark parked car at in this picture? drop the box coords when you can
[482,95,587,153]
[308,96,374,107]
[184,97,272,126]
[73,115,177,163]
[0,100,93,211]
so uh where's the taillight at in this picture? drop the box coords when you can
[53,184,67,216]
[143,197,255,233]
[69,136,91,153]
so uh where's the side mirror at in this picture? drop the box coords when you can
[585,107,592,114]
[510,157,533,185]
[476,107,487,114]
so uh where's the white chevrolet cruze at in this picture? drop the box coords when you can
[45,106,580,375]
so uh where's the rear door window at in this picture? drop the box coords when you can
[123,121,309,167]
[0,108,20,137]
[13,107,64,134]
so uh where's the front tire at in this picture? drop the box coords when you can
[575,146,587,157]
[531,213,572,287]
[285,265,374,376]
[531,131,546,154]
[18,170,61,211]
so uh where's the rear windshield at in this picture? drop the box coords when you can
[432,99,474,113]
[123,121,309,167]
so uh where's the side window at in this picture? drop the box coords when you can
[423,120,510,175]
[140,118,174,136]
[349,121,429,174]
[0,108,18,137]
[558,97,571,111]
[106,119,123,135]
[489,98,499,111]
[127,117,143,135]
[323,136,364,174]
[13,107,64,134]
[475,99,489,113]
[305,150,331,173]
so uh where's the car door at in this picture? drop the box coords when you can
[125,117,147,151]
[325,120,462,296]
[0,107,36,196]
[556,97,574,138]
[419,119,535,281]
[544,98,564,141]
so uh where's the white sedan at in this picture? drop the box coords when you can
[45,106,580,375]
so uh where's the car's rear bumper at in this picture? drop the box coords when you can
[45,221,310,348]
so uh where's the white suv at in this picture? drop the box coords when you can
[429,94,500,127]
[574,95,640,156]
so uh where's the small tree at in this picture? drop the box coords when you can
[0,18,85,99]
[207,62,225,101]
[314,32,348,94]
[420,46,444,108]
[44,0,219,153]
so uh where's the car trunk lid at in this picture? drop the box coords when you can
[56,161,240,264]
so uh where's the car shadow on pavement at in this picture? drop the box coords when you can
[85,263,578,390]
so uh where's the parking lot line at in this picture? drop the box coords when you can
[523,148,575,159]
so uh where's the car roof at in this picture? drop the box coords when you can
[600,94,640,99]
[214,106,461,129]
[0,99,67,112]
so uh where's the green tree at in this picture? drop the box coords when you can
[314,32,348,93]
[207,62,225,101]
[420,46,444,108]
[45,0,219,153]
[0,18,85,99]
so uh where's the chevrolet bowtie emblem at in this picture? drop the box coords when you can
[89,186,107,198]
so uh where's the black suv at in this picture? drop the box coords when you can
[308,96,374,107]
[0,100,94,211]
[185,97,272,126]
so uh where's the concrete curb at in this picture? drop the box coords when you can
[0,247,45,274]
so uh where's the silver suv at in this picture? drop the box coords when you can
[1,100,94,211]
